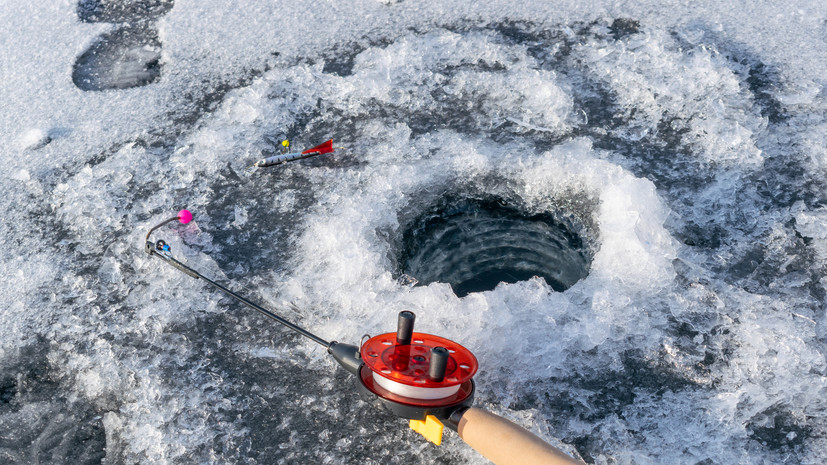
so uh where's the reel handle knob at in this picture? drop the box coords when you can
[428,347,449,382]
[396,311,415,345]
[457,407,585,465]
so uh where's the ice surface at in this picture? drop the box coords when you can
[1,0,826,464]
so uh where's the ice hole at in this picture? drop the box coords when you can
[398,197,593,297]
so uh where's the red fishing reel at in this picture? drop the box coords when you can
[355,311,478,422]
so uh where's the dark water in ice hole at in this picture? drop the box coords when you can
[399,197,594,297]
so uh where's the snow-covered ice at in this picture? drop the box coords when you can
[1,1,826,463]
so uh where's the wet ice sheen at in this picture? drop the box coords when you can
[1,1,826,464]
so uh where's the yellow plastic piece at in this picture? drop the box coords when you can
[409,415,444,445]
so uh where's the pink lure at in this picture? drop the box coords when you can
[178,209,193,224]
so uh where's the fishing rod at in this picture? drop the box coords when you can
[145,210,585,465]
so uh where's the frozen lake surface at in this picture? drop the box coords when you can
[1,1,826,463]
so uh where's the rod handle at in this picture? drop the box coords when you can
[457,407,585,465]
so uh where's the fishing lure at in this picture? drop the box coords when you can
[254,139,335,168]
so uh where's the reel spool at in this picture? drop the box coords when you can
[356,311,478,421]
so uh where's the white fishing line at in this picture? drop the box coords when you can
[372,373,461,400]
